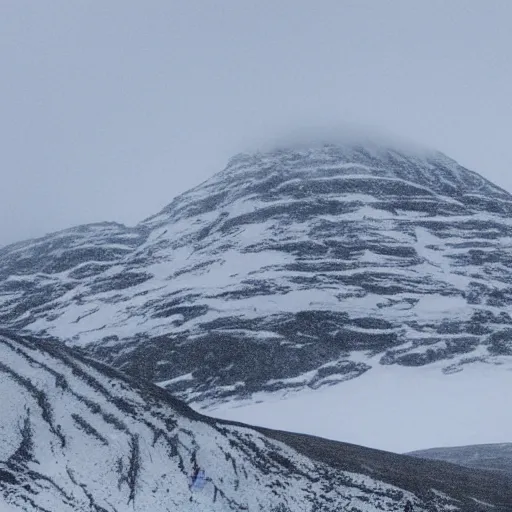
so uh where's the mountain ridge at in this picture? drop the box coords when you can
[1,141,512,411]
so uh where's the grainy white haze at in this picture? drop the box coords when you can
[1,0,512,245]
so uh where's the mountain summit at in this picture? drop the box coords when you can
[1,141,512,410]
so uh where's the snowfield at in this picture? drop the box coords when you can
[207,357,512,453]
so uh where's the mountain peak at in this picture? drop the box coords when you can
[1,138,512,452]
[184,138,510,228]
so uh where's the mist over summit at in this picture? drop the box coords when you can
[233,123,438,161]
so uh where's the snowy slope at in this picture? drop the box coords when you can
[1,141,512,408]
[3,331,511,512]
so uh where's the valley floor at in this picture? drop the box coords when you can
[204,360,512,453]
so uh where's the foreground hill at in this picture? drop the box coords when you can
[0,330,511,511]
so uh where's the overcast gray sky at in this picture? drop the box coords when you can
[1,1,511,247]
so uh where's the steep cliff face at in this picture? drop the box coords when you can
[1,331,511,512]
[1,141,512,405]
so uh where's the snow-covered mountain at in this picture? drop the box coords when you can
[408,443,512,478]
[2,140,512,409]
[1,330,511,512]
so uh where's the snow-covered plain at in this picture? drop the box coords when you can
[207,358,512,453]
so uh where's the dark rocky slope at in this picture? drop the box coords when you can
[409,443,512,479]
